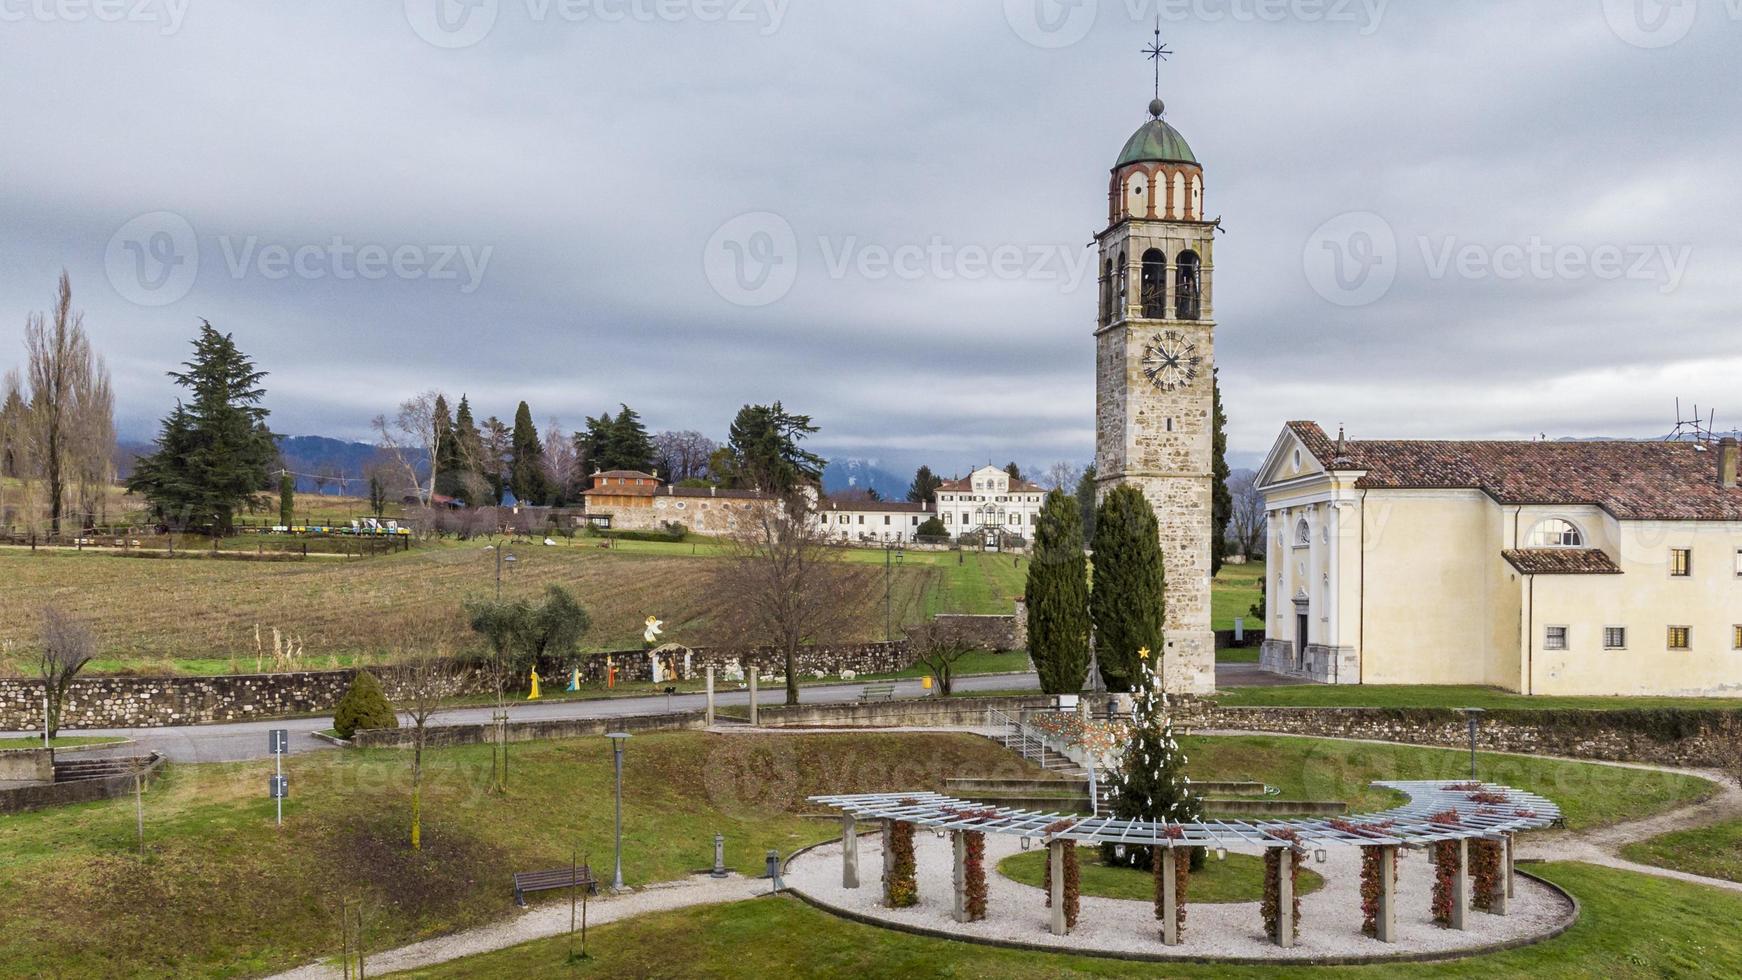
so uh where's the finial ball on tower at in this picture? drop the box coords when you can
[1149,98,1166,118]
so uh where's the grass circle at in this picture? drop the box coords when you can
[996,847,1325,904]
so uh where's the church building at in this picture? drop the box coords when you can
[1256,422,1742,697]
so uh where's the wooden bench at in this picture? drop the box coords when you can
[512,865,599,907]
[858,683,897,702]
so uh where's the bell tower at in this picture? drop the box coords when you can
[1094,84,1217,695]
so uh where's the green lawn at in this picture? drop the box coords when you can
[996,848,1323,904]
[0,731,1038,978]
[1621,818,1742,884]
[1177,735,1713,829]
[1210,561,1263,632]
[1213,684,1742,712]
[0,736,125,749]
[1215,648,1260,664]
[391,862,1742,978]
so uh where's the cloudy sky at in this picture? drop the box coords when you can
[2,0,1738,476]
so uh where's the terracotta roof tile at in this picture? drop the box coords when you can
[1288,421,1742,521]
[1502,549,1623,575]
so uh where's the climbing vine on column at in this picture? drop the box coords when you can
[886,820,918,908]
[1469,838,1503,912]
[1043,821,1080,930]
[964,831,988,921]
[1261,830,1304,943]
[1429,809,1462,927]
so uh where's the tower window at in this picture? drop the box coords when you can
[1140,248,1167,318]
[1176,250,1202,320]
[1165,417,1174,432]
[1115,250,1127,320]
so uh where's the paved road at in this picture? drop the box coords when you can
[22,661,1273,764]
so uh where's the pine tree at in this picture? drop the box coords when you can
[508,401,549,505]
[1005,461,1023,483]
[604,403,656,472]
[906,465,942,504]
[1074,464,1098,542]
[724,402,825,493]
[1101,663,1203,869]
[431,394,458,499]
[449,395,486,505]
[1091,484,1166,692]
[1025,488,1090,694]
[127,322,275,533]
[1210,372,1232,578]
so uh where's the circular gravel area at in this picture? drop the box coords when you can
[786,832,1575,963]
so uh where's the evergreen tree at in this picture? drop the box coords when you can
[127,322,275,533]
[279,470,294,526]
[906,464,942,504]
[430,394,458,498]
[508,401,549,505]
[368,472,388,518]
[1101,664,1203,870]
[1091,484,1166,693]
[724,402,825,493]
[1005,461,1023,483]
[574,410,613,476]
[447,395,485,504]
[480,416,511,504]
[1025,488,1090,694]
[1074,463,1098,541]
[1210,372,1233,578]
[604,403,656,472]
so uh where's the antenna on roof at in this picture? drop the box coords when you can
[1665,398,1719,445]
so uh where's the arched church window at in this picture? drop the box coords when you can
[1140,249,1167,318]
[1526,518,1583,548]
[1176,250,1202,320]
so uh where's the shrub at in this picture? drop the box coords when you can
[333,670,398,738]
[916,516,948,538]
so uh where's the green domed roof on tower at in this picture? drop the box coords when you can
[1115,98,1197,168]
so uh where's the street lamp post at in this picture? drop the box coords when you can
[1459,708,1486,780]
[606,732,631,891]
[486,545,518,601]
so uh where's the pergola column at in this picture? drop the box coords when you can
[1505,832,1516,899]
[1160,846,1180,946]
[1376,845,1398,943]
[1486,837,1510,915]
[951,831,968,923]
[1275,846,1296,948]
[705,666,715,726]
[841,815,859,889]
[748,671,759,726]
[1048,841,1067,936]
[1451,838,1469,930]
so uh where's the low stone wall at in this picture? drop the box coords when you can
[751,695,1053,729]
[350,710,707,749]
[928,615,1020,652]
[0,747,53,782]
[1214,628,1266,650]
[0,753,165,815]
[0,641,915,730]
[1176,700,1742,769]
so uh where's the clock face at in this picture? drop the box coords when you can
[1141,331,1201,391]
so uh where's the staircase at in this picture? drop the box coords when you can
[983,708,1087,777]
[52,756,154,783]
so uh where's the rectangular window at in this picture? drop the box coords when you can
[1544,626,1568,651]
[1670,548,1692,577]
[1733,624,1742,650]
[1603,626,1627,650]
[883,515,890,525]
[1668,626,1692,651]
[1735,549,1742,577]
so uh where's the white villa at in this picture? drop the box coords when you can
[933,465,1048,540]
[1255,421,1742,698]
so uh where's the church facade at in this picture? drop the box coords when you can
[1093,96,1218,695]
[1256,422,1742,697]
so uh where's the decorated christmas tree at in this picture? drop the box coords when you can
[1101,647,1204,870]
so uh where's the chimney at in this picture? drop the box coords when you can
[1721,437,1739,489]
[652,468,659,480]
[710,486,716,497]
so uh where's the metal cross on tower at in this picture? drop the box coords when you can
[1142,19,1173,101]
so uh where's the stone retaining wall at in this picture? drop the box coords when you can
[349,710,708,749]
[0,747,53,782]
[0,753,165,815]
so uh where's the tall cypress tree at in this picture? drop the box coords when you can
[1074,464,1098,542]
[508,401,549,505]
[449,395,485,505]
[1091,484,1166,693]
[1025,488,1090,695]
[431,394,458,499]
[278,470,294,526]
[126,322,275,533]
[1210,372,1232,578]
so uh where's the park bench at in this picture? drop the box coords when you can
[512,865,599,907]
[858,683,897,702]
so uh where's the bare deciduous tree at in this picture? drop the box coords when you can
[707,492,871,705]
[1717,714,1742,791]
[1044,460,1081,492]
[907,619,971,697]
[23,273,112,536]
[39,605,97,738]
[1227,468,1267,559]
[373,391,447,506]
[397,644,456,850]
[652,430,719,483]
[541,419,578,502]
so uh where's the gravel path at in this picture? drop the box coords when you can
[787,833,1572,961]
[264,874,762,979]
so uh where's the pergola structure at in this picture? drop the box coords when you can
[809,781,1560,948]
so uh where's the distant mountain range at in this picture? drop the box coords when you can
[820,458,909,500]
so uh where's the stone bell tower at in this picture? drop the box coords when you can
[1094,94,1217,695]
